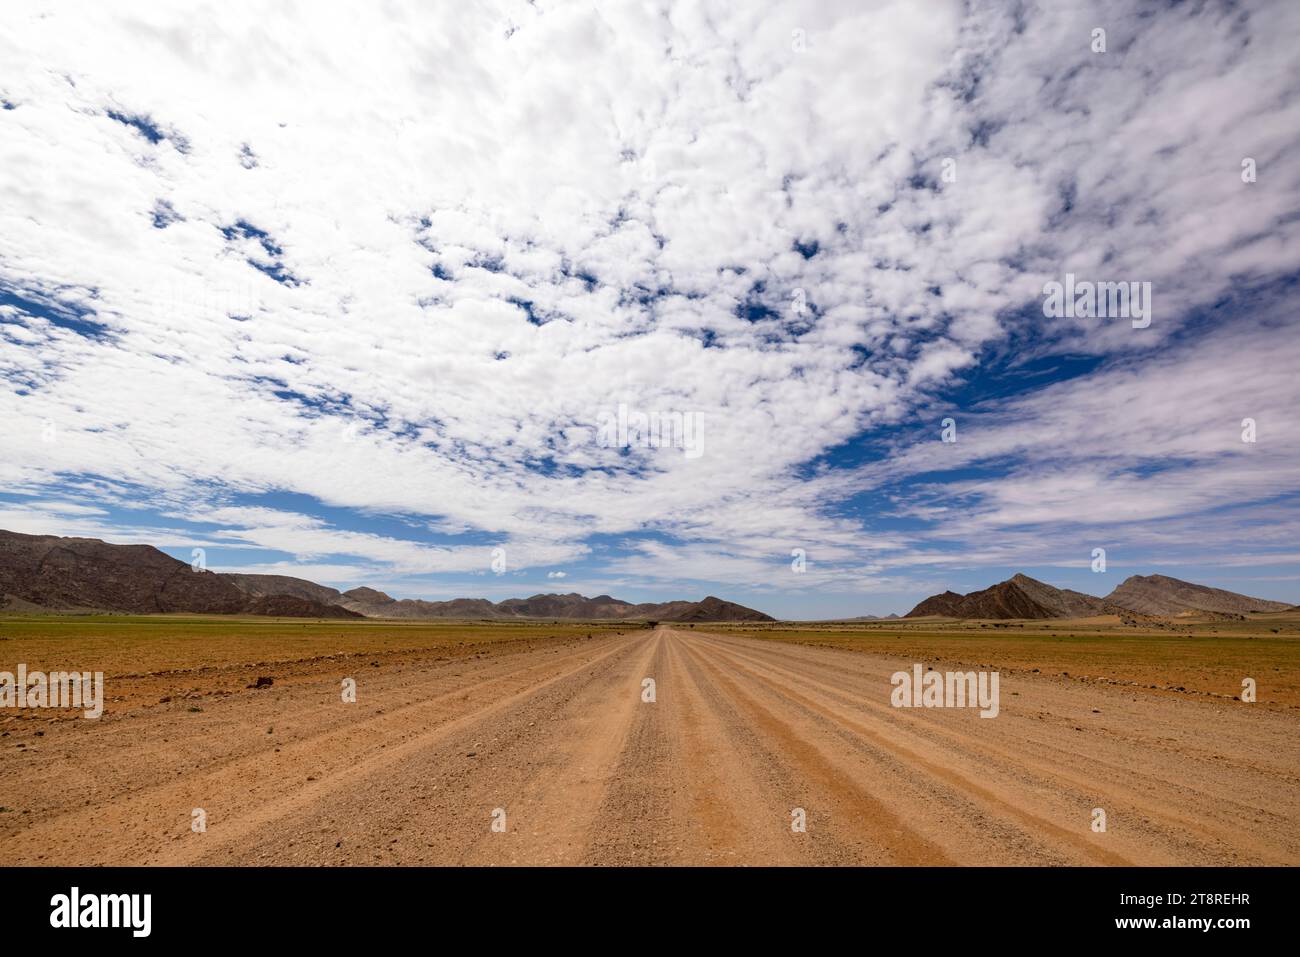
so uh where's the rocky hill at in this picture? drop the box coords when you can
[334,588,499,619]
[907,574,1120,620]
[0,530,773,621]
[223,573,343,605]
[906,571,1290,620]
[904,590,966,617]
[1104,574,1290,616]
[242,594,364,619]
[338,588,773,622]
[1,530,363,618]
[0,530,248,614]
[654,595,773,622]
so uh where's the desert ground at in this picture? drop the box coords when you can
[1,614,1297,866]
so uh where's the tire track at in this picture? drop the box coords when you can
[4,625,1297,866]
[690,629,1300,863]
[0,634,639,864]
[674,630,957,864]
[681,631,1130,865]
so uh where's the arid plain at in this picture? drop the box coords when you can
[1,612,1297,866]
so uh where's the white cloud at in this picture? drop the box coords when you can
[1,1,1297,610]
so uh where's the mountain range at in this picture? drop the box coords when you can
[904,572,1290,620]
[0,529,772,621]
[332,587,772,622]
[3,529,1288,624]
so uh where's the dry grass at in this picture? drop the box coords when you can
[0,614,640,723]
[706,611,1300,708]
[5,612,1296,709]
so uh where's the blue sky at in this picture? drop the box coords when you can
[2,1,1299,619]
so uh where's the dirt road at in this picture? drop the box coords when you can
[2,626,1297,865]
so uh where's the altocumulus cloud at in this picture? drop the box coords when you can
[1,0,1298,617]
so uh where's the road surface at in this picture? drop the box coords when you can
[2,627,1296,865]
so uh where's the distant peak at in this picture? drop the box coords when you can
[343,586,392,603]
